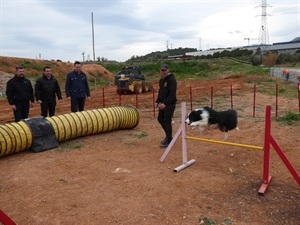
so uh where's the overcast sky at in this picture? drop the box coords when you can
[0,0,299,62]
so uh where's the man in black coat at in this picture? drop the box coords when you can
[65,61,90,112]
[6,66,34,122]
[155,64,177,148]
[35,66,62,117]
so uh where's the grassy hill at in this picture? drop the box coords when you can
[0,56,287,96]
[100,58,270,81]
[1,56,270,86]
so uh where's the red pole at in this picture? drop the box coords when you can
[210,85,213,109]
[0,209,16,225]
[102,88,105,108]
[298,83,300,113]
[275,83,278,118]
[152,88,156,118]
[119,92,121,106]
[189,86,193,111]
[270,135,300,187]
[135,91,139,108]
[230,84,233,110]
[253,84,256,117]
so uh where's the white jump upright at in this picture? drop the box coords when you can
[160,102,196,172]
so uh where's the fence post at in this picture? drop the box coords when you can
[135,91,139,108]
[210,85,213,109]
[102,88,105,108]
[230,84,233,110]
[298,83,300,113]
[253,84,256,117]
[152,88,156,118]
[189,86,193,111]
[275,83,278,118]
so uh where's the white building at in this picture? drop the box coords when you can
[186,37,300,57]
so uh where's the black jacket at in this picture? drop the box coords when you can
[35,75,62,101]
[65,70,90,98]
[156,73,177,105]
[6,75,34,105]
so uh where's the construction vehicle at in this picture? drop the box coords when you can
[114,66,153,94]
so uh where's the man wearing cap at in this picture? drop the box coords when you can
[155,64,177,148]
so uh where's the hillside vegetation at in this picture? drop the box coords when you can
[0,56,289,95]
[100,58,269,81]
[1,56,269,82]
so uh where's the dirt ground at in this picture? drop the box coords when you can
[0,75,300,225]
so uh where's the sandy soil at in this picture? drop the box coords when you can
[0,75,300,225]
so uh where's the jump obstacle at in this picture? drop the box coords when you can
[160,102,300,195]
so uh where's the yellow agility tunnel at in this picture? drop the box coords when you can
[0,106,140,157]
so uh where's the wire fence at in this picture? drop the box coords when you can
[94,82,300,119]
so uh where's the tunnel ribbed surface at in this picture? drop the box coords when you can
[0,121,33,157]
[0,106,140,157]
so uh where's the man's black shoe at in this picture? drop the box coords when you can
[160,141,170,148]
[160,138,168,145]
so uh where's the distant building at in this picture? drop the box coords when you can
[186,37,300,57]
[186,48,233,57]
[167,55,192,60]
[265,37,300,54]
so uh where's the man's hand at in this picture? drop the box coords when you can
[158,103,166,110]
[10,105,16,111]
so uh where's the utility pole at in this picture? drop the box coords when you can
[244,37,258,46]
[198,38,202,51]
[82,52,85,62]
[91,12,96,61]
[244,38,250,46]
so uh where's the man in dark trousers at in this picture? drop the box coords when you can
[6,66,34,122]
[35,66,62,117]
[155,64,177,148]
[65,61,90,112]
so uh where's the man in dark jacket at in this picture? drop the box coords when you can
[35,66,62,117]
[6,66,34,122]
[155,64,177,148]
[65,61,90,112]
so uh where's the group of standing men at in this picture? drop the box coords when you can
[6,61,177,149]
[6,61,91,122]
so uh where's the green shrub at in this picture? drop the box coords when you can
[277,111,300,125]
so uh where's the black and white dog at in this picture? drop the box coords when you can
[185,106,239,140]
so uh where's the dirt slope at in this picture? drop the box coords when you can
[0,56,114,92]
